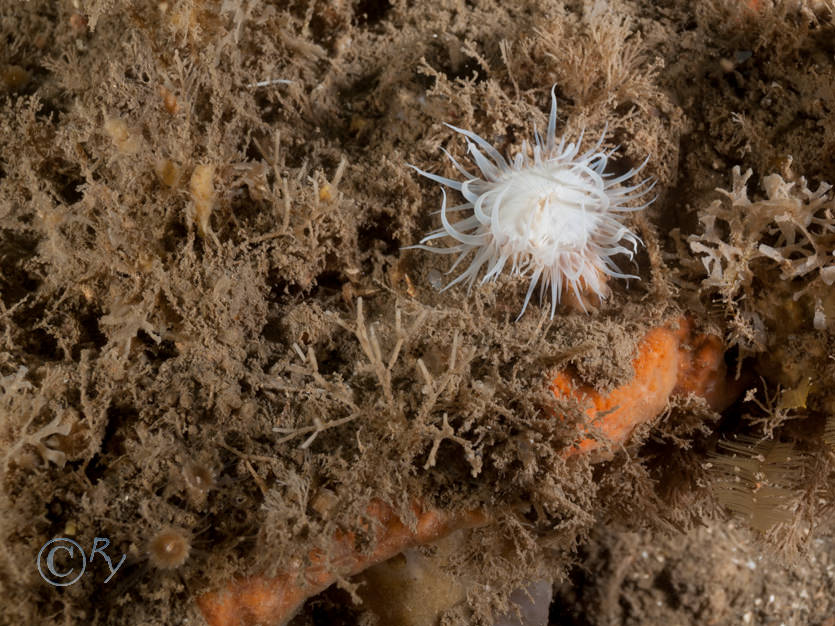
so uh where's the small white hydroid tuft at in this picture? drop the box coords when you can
[407,87,656,319]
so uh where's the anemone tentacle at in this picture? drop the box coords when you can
[406,86,655,318]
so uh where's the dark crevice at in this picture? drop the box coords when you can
[355,0,390,26]
[84,404,135,485]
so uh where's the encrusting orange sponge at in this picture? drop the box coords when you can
[197,502,486,626]
[553,315,738,455]
[197,315,740,626]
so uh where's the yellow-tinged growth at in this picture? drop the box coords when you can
[189,164,215,238]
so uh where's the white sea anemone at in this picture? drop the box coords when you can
[408,87,656,319]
